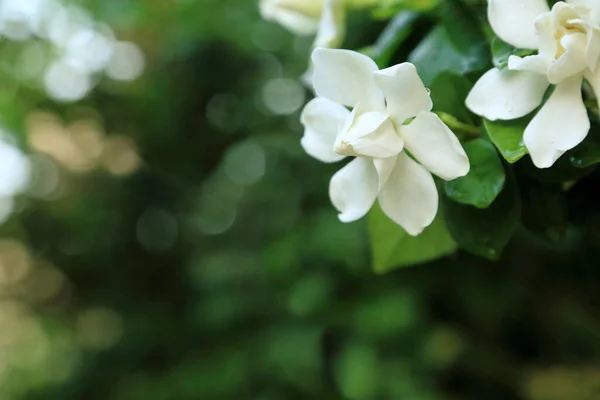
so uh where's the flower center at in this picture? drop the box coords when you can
[554,18,587,58]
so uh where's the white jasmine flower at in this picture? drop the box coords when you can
[301,48,470,235]
[467,0,600,168]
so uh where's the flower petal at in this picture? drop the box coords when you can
[524,75,589,168]
[488,0,549,49]
[466,68,549,121]
[372,62,432,125]
[329,157,378,222]
[334,110,404,158]
[378,152,438,236]
[399,112,470,181]
[300,97,350,163]
[313,0,346,48]
[312,48,384,109]
[373,156,397,190]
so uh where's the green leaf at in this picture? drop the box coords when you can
[443,170,520,260]
[438,0,486,56]
[444,139,506,208]
[430,72,475,124]
[368,204,457,274]
[491,37,535,70]
[483,118,528,163]
[366,11,418,67]
[408,25,488,86]
[569,125,600,168]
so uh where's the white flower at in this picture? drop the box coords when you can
[467,0,600,168]
[301,48,470,235]
[259,0,343,46]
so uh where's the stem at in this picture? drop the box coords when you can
[436,112,481,140]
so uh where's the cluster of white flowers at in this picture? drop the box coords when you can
[259,0,600,235]
[0,0,145,102]
[467,0,600,168]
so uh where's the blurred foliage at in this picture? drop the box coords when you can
[0,0,599,400]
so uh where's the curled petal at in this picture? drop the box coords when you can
[524,75,589,168]
[373,63,432,125]
[548,32,588,84]
[399,112,470,181]
[300,97,350,163]
[488,0,549,49]
[378,152,438,236]
[329,157,378,222]
[466,68,549,121]
[334,110,404,158]
[312,48,384,109]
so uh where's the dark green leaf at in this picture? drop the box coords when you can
[408,25,488,86]
[483,118,528,163]
[366,11,418,67]
[491,37,535,70]
[430,72,474,124]
[368,204,457,274]
[443,171,520,260]
[569,125,600,168]
[444,139,506,208]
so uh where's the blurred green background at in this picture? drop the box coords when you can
[1,0,600,399]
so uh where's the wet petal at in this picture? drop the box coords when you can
[466,68,549,121]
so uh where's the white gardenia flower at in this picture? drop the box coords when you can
[301,48,470,235]
[466,0,600,168]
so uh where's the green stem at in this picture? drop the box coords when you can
[436,112,480,140]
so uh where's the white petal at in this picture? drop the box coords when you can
[524,75,589,168]
[586,29,600,72]
[329,157,378,222]
[378,152,438,236]
[508,54,547,75]
[313,0,345,48]
[300,97,350,163]
[312,48,384,109]
[399,112,470,181]
[488,0,549,49]
[373,156,397,190]
[373,62,433,126]
[334,110,404,158]
[466,68,549,121]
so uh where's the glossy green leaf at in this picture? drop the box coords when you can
[444,139,506,208]
[569,126,600,168]
[366,11,418,67]
[430,72,474,124]
[368,204,457,274]
[409,25,488,86]
[483,118,528,163]
[491,37,535,70]
[443,171,520,260]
